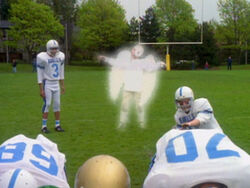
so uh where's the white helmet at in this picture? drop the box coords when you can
[132,45,144,58]
[175,86,194,113]
[144,174,169,188]
[0,168,38,188]
[46,39,59,56]
[74,155,131,188]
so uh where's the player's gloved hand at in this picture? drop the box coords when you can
[40,89,45,98]
[181,122,191,130]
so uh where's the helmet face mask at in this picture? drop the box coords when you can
[175,86,194,113]
[46,39,59,57]
[176,98,193,113]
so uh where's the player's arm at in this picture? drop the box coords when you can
[141,58,164,72]
[60,79,65,94]
[37,55,45,98]
[181,119,200,129]
[182,99,213,129]
[98,55,117,66]
[38,83,45,98]
[60,55,65,94]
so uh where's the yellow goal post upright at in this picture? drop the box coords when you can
[137,0,204,71]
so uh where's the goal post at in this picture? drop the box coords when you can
[137,0,204,71]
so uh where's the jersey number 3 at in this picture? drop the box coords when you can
[166,132,240,163]
[0,142,58,176]
[52,63,59,78]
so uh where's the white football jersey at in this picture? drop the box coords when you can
[144,129,250,188]
[37,51,65,83]
[175,98,222,131]
[0,134,70,188]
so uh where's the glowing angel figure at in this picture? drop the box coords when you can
[99,45,165,129]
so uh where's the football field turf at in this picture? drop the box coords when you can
[0,64,250,187]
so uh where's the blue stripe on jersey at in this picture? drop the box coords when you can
[200,110,213,114]
[37,64,45,69]
[180,87,183,96]
[149,154,156,172]
[42,80,46,113]
[8,168,21,188]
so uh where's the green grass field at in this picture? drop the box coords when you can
[1,63,250,187]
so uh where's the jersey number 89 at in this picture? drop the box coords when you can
[0,142,58,176]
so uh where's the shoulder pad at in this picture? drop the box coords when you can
[193,98,213,113]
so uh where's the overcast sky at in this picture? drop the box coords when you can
[119,0,220,22]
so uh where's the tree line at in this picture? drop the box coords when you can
[1,0,250,66]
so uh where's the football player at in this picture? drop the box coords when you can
[143,129,250,188]
[0,134,70,187]
[174,86,222,131]
[99,45,165,129]
[37,39,65,133]
[74,155,131,188]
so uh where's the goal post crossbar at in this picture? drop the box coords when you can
[137,0,204,45]
[139,42,203,45]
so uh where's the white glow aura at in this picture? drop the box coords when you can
[102,46,162,127]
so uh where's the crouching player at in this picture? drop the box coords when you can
[174,86,222,131]
[37,39,65,133]
[0,134,70,187]
[143,129,250,188]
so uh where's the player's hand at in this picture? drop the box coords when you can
[98,55,106,62]
[160,62,166,68]
[61,86,65,94]
[40,90,45,98]
[181,122,190,130]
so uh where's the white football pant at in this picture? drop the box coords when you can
[119,91,145,127]
[42,80,60,113]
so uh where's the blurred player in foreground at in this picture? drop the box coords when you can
[74,154,131,188]
[143,129,250,188]
[99,45,165,129]
[174,86,222,131]
[37,39,65,133]
[0,134,70,187]
[0,135,130,188]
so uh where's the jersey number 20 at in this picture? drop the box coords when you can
[166,132,240,163]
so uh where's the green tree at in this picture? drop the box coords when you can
[128,16,140,42]
[0,0,9,20]
[35,0,78,63]
[7,0,64,62]
[216,0,250,64]
[154,0,197,42]
[76,0,128,58]
[0,0,18,19]
[193,22,219,66]
[140,7,160,43]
